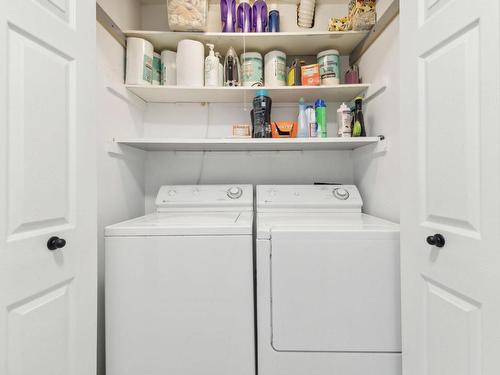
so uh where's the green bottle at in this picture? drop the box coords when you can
[315,99,327,138]
[351,96,366,137]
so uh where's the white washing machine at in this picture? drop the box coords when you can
[256,185,401,375]
[105,185,255,375]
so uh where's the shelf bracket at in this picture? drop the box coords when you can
[107,140,147,161]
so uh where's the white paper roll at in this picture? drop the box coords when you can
[126,37,154,85]
[176,39,204,87]
[265,50,286,87]
[161,50,177,86]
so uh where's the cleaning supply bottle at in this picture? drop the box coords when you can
[306,105,318,137]
[224,46,241,86]
[337,102,352,137]
[215,52,224,86]
[237,0,253,32]
[315,99,327,138]
[268,3,280,32]
[351,96,366,137]
[252,89,272,138]
[204,44,219,87]
[221,0,236,32]
[252,0,268,32]
[297,97,309,138]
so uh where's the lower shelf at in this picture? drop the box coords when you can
[114,137,380,152]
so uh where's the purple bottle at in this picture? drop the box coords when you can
[252,0,268,32]
[221,0,236,32]
[237,0,252,33]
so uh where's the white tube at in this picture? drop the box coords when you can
[126,37,154,85]
[176,39,204,87]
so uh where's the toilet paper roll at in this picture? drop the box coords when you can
[126,37,154,85]
[176,39,204,87]
[161,50,177,86]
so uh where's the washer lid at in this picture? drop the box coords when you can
[105,211,253,236]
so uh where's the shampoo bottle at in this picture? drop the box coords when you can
[252,0,268,32]
[221,0,236,32]
[237,0,253,32]
[297,97,309,138]
[205,44,219,87]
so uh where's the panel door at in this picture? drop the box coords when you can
[0,1,97,374]
[400,0,500,374]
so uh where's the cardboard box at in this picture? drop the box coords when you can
[301,64,320,86]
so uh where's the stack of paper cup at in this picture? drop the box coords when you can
[297,0,316,28]
[126,37,154,85]
[176,39,204,87]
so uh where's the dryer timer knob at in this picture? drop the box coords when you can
[333,188,349,200]
[227,187,243,199]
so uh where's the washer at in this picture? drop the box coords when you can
[256,185,401,375]
[105,185,255,375]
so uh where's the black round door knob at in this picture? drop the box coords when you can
[426,234,445,248]
[47,236,66,250]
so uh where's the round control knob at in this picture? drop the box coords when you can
[168,190,176,196]
[227,187,243,199]
[333,188,350,200]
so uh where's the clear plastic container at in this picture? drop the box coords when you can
[167,0,208,31]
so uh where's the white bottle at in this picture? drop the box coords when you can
[205,43,219,87]
[215,52,224,86]
[337,102,352,137]
[297,97,309,138]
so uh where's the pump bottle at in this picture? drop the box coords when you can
[205,44,219,87]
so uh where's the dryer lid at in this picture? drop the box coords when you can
[257,185,362,212]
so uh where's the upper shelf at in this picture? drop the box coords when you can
[124,30,369,55]
[126,84,370,103]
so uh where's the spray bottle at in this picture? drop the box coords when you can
[237,0,253,32]
[297,97,309,138]
[205,44,219,87]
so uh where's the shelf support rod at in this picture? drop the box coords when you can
[96,3,126,48]
[349,0,399,65]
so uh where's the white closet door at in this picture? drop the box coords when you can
[0,1,97,375]
[400,0,500,375]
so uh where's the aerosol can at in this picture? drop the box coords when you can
[224,46,241,86]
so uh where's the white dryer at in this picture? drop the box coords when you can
[256,185,401,375]
[105,185,255,375]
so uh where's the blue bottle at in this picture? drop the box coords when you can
[268,4,279,32]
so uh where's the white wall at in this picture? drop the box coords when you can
[353,16,400,222]
[143,102,354,212]
[96,1,145,374]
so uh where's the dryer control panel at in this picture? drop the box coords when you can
[256,185,363,212]
[156,185,253,211]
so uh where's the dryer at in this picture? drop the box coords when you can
[105,185,255,375]
[256,185,401,375]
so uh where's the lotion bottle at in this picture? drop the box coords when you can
[297,97,309,138]
[205,43,219,87]
[215,52,224,86]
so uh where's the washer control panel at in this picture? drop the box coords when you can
[156,185,253,211]
[257,185,362,212]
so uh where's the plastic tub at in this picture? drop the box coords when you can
[167,0,208,31]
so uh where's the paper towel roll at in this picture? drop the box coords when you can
[161,50,177,86]
[176,39,204,87]
[126,37,154,85]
